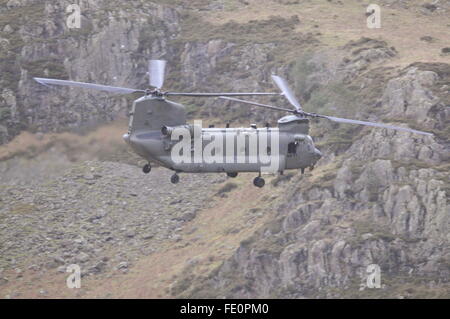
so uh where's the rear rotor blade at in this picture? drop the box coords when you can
[149,60,166,89]
[316,114,433,136]
[219,96,296,113]
[34,78,144,95]
[271,75,302,112]
[165,92,281,97]
[221,95,433,137]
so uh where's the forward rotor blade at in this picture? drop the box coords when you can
[271,75,302,112]
[219,96,296,113]
[165,92,281,97]
[34,78,144,95]
[317,115,433,136]
[149,60,166,89]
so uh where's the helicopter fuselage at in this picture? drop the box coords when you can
[33,60,432,187]
[123,96,322,174]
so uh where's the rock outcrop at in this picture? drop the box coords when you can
[174,46,449,298]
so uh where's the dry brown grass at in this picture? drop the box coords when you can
[204,0,450,67]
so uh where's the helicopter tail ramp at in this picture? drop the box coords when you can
[128,96,187,135]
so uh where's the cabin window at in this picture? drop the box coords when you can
[288,142,297,154]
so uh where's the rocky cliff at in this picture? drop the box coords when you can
[0,0,314,143]
[175,46,450,298]
[1,0,182,143]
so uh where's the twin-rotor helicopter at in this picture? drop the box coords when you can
[34,60,432,188]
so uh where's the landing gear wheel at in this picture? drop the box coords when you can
[253,176,265,188]
[227,172,238,178]
[170,174,180,184]
[142,164,151,174]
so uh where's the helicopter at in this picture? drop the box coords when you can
[34,60,433,188]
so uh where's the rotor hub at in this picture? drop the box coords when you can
[146,88,164,97]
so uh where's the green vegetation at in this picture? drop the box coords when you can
[0,2,45,91]
[0,50,21,91]
[330,273,450,299]
[0,2,45,31]
[306,82,359,116]
[138,18,169,53]
[390,159,434,171]
[184,103,201,117]
[350,220,396,246]
[240,216,287,258]
[315,124,359,152]
[171,273,197,296]
[0,107,11,121]
[291,53,317,99]
[22,59,68,79]
[365,166,384,202]
[271,172,295,187]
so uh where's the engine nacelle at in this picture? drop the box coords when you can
[161,124,195,137]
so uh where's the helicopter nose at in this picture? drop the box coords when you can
[122,133,130,144]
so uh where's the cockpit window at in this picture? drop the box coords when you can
[288,142,297,154]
